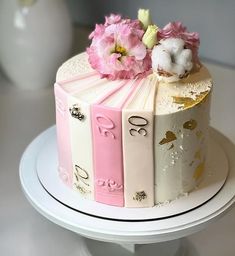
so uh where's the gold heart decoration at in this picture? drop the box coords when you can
[159,131,177,145]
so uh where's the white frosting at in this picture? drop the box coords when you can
[155,66,212,115]
[154,97,210,202]
[56,52,94,82]
[69,96,94,199]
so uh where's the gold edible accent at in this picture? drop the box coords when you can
[189,160,194,166]
[183,119,197,130]
[196,130,203,139]
[173,90,209,110]
[73,165,90,195]
[168,143,174,150]
[133,191,147,202]
[74,165,89,186]
[194,150,201,160]
[69,104,85,121]
[193,161,205,180]
[159,131,177,145]
[74,183,87,194]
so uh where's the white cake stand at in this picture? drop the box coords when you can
[19,126,235,256]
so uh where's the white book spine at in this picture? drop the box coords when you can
[68,95,94,199]
[122,111,154,207]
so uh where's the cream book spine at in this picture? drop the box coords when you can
[122,110,155,207]
[122,77,157,207]
[68,94,94,199]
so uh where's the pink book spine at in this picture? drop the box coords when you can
[91,104,124,206]
[54,83,73,187]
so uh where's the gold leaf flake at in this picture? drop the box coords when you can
[159,131,177,145]
[172,91,209,110]
[194,150,201,160]
[196,130,203,139]
[183,119,197,130]
[189,160,194,166]
[74,183,87,194]
[193,161,205,180]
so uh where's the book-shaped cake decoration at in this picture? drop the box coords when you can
[54,9,212,208]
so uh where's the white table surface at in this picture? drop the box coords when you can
[1,57,235,255]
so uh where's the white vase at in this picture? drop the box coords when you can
[0,0,72,90]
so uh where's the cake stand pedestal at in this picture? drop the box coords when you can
[19,127,235,256]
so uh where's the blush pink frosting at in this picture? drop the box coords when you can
[158,21,200,63]
[87,14,151,80]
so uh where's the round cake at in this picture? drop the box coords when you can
[54,10,212,208]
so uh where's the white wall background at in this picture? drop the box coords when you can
[67,0,235,67]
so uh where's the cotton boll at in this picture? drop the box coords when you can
[171,63,186,76]
[181,49,192,62]
[160,38,185,55]
[151,37,194,82]
[176,49,193,71]
[152,44,172,72]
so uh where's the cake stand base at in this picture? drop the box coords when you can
[82,237,183,256]
[19,126,235,255]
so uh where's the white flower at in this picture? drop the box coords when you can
[152,38,193,82]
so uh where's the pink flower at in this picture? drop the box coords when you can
[158,21,200,63]
[88,24,105,43]
[105,14,122,25]
[87,14,151,80]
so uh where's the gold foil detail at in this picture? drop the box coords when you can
[159,131,177,145]
[133,191,147,202]
[173,90,209,110]
[74,165,90,195]
[69,104,85,121]
[168,143,174,150]
[189,160,194,166]
[196,131,203,139]
[193,161,205,180]
[183,119,197,130]
[74,183,87,194]
[194,150,201,160]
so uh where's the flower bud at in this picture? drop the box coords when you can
[138,9,152,30]
[142,25,158,49]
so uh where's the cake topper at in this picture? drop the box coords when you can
[87,9,200,83]
[87,13,152,80]
[152,21,200,82]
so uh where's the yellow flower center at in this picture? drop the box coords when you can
[115,45,127,56]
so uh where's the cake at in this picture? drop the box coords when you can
[54,10,212,208]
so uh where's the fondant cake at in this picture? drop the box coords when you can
[54,10,212,208]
